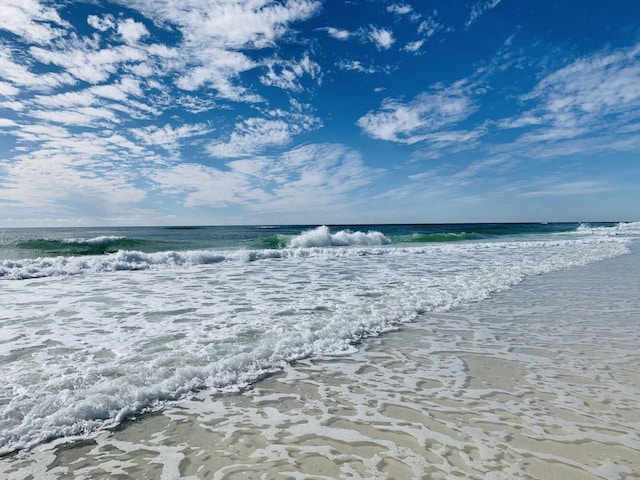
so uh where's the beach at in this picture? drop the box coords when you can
[1,237,638,479]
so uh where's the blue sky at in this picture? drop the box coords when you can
[0,0,639,226]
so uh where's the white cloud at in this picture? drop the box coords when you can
[125,1,324,101]
[522,43,640,123]
[1,100,25,111]
[173,47,259,101]
[87,14,115,32]
[29,43,147,84]
[0,154,146,211]
[0,0,68,44]
[117,18,149,44]
[338,60,377,74]
[403,40,424,53]
[120,0,321,49]
[132,123,212,154]
[23,77,158,127]
[92,77,143,101]
[7,1,325,106]
[387,4,412,15]
[253,143,375,212]
[466,0,502,27]
[498,42,640,157]
[0,49,74,90]
[152,143,377,212]
[207,114,320,158]
[0,81,20,96]
[418,16,444,37]
[369,27,395,50]
[322,26,350,40]
[0,119,17,128]
[357,85,478,144]
[260,54,321,92]
[29,107,119,126]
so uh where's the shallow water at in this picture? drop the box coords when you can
[2,245,639,479]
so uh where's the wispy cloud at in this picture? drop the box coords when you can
[338,60,378,74]
[357,81,478,144]
[152,143,378,213]
[403,40,424,53]
[466,0,502,27]
[259,54,321,92]
[418,16,445,37]
[521,181,612,197]
[0,48,74,91]
[0,150,146,212]
[122,0,321,49]
[151,163,268,208]
[497,42,640,158]
[131,123,212,156]
[207,111,321,159]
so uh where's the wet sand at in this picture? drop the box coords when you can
[2,246,640,479]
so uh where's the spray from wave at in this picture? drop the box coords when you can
[288,225,391,247]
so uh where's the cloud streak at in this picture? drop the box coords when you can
[151,143,378,214]
[496,42,640,158]
[357,82,478,144]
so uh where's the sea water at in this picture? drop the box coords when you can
[0,222,638,457]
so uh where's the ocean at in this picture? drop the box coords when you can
[1,222,639,478]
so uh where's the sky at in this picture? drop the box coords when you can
[0,0,639,227]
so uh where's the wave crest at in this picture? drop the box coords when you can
[288,226,391,248]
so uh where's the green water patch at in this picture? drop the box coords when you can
[393,232,484,243]
[15,237,158,256]
[260,234,290,249]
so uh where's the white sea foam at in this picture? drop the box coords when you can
[4,248,639,478]
[576,221,640,236]
[0,236,630,280]
[0,224,636,454]
[61,235,124,245]
[288,225,391,247]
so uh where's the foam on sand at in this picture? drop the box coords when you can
[2,245,639,479]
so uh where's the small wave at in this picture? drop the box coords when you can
[397,232,484,243]
[575,221,640,236]
[62,235,125,246]
[288,225,391,248]
[15,236,155,256]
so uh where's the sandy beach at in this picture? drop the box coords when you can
[2,245,640,479]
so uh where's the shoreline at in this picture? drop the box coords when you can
[2,246,639,479]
